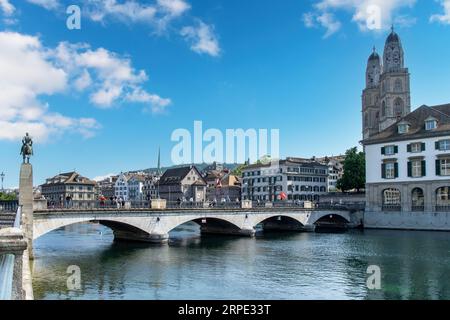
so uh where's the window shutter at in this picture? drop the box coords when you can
[421,143,426,151]
[381,147,385,155]
[394,146,398,154]
[407,161,412,177]
[381,164,386,179]
[436,159,441,176]
[421,160,426,177]
[394,162,399,178]
[407,144,411,152]
[435,141,440,150]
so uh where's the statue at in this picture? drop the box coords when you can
[20,133,33,164]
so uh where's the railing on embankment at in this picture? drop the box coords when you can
[0,200,19,213]
[0,206,22,300]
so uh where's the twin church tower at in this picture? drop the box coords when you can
[362,27,411,140]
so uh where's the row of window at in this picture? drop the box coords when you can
[243,167,327,177]
[382,158,450,179]
[243,185,326,193]
[381,139,450,156]
[243,176,327,184]
[382,187,450,210]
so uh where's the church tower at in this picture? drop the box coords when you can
[362,27,411,139]
[362,47,382,140]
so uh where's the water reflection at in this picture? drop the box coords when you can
[32,222,450,300]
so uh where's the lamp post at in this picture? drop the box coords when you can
[0,171,4,192]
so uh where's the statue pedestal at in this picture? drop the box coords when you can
[19,163,33,259]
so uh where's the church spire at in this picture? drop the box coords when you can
[157,147,161,175]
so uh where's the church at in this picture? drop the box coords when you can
[362,29,450,231]
[362,27,411,140]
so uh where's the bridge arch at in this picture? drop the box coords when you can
[33,216,155,241]
[164,216,245,236]
[310,212,350,226]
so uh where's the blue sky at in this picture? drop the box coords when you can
[1,0,450,188]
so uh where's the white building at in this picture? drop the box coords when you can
[364,104,450,230]
[241,158,328,202]
[128,175,146,200]
[115,173,131,201]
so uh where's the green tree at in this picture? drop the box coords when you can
[0,192,17,201]
[336,147,366,192]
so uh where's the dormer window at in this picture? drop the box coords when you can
[397,122,410,134]
[425,117,438,130]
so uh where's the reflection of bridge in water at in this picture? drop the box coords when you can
[33,207,364,244]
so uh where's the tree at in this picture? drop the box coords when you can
[336,147,366,192]
[0,192,17,201]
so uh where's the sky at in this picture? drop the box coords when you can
[1,0,450,188]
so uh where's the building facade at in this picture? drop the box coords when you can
[241,158,328,202]
[362,28,411,140]
[318,156,345,192]
[41,172,97,208]
[97,176,118,199]
[158,166,207,203]
[364,104,450,230]
[143,176,160,200]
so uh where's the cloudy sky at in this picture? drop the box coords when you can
[1,0,450,187]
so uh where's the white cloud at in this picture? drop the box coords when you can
[181,21,220,57]
[53,43,171,109]
[0,31,100,142]
[304,0,417,37]
[318,12,342,38]
[126,88,171,113]
[26,0,60,10]
[430,0,450,25]
[0,31,169,142]
[85,0,190,28]
[0,0,14,16]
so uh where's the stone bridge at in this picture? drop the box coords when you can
[33,208,363,243]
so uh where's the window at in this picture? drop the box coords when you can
[437,158,450,176]
[382,145,398,155]
[411,188,424,210]
[436,187,450,207]
[394,79,403,92]
[408,142,425,153]
[426,120,437,130]
[394,98,404,117]
[382,188,401,205]
[436,140,450,151]
[398,124,409,134]
[408,160,425,178]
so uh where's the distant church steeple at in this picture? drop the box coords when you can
[157,147,161,175]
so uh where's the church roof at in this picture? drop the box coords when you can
[363,104,450,145]
[386,31,400,44]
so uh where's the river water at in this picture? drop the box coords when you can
[32,222,450,300]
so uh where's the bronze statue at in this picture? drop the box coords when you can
[20,133,33,164]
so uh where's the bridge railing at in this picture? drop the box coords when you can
[0,200,19,213]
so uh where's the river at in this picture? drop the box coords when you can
[32,222,450,300]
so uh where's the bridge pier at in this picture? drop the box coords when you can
[112,230,169,244]
[200,225,256,237]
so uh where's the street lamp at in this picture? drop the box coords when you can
[0,172,4,192]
